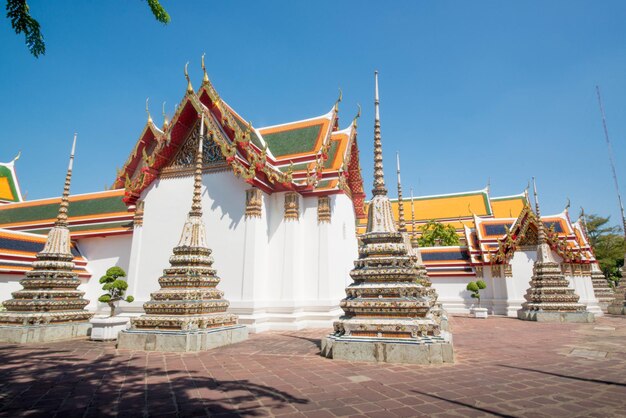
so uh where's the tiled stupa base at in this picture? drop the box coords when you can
[517,310,595,323]
[117,325,248,352]
[321,332,454,364]
[0,321,91,343]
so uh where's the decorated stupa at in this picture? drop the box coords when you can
[117,114,248,351]
[321,72,453,364]
[0,135,94,343]
[579,209,614,312]
[590,264,616,312]
[517,180,594,322]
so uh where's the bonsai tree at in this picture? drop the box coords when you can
[466,280,487,307]
[98,267,134,317]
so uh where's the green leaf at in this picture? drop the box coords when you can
[106,266,126,278]
[6,0,46,57]
[98,294,111,303]
[126,296,135,303]
[146,0,170,24]
[476,280,487,290]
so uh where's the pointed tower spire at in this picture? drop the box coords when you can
[372,71,387,196]
[396,152,406,232]
[190,114,204,217]
[533,177,546,245]
[55,133,77,228]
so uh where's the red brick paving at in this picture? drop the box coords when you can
[0,315,625,417]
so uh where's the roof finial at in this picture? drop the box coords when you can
[533,177,546,244]
[396,152,406,232]
[372,70,387,196]
[352,103,361,128]
[334,88,343,112]
[190,114,205,217]
[184,62,193,93]
[564,197,570,213]
[146,98,152,124]
[486,177,491,194]
[580,206,589,236]
[162,101,169,129]
[201,53,209,84]
[12,151,21,163]
[56,133,77,227]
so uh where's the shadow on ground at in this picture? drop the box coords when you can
[0,343,308,417]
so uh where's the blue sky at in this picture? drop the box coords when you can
[1,1,626,225]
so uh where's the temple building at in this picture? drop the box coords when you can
[0,62,364,332]
[357,187,607,316]
[0,63,610,332]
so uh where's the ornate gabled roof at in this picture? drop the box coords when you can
[0,155,23,204]
[0,189,133,238]
[0,229,89,277]
[477,204,595,265]
[111,67,365,218]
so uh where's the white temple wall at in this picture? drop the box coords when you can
[76,234,132,312]
[123,171,249,314]
[566,275,603,316]
[430,248,602,317]
[121,171,359,332]
[431,276,475,313]
[0,273,23,306]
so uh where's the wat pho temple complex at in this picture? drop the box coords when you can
[0,64,622,359]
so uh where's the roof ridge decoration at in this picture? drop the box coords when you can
[0,134,94,327]
[112,60,365,217]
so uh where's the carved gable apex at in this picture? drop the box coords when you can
[161,120,227,176]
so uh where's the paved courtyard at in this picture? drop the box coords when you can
[0,315,625,418]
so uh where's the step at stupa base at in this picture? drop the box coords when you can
[0,321,91,343]
[117,325,248,352]
[517,310,595,323]
[321,332,453,365]
[607,303,626,315]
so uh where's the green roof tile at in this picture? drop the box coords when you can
[263,124,322,158]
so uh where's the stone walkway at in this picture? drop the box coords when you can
[0,315,625,417]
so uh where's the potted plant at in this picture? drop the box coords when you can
[90,267,134,341]
[467,280,488,318]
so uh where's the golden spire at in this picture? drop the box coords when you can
[190,114,205,217]
[201,53,209,84]
[146,98,153,124]
[372,71,387,196]
[56,133,77,227]
[184,62,193,94]
[396,152,406,232]
[533,177,546,245]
